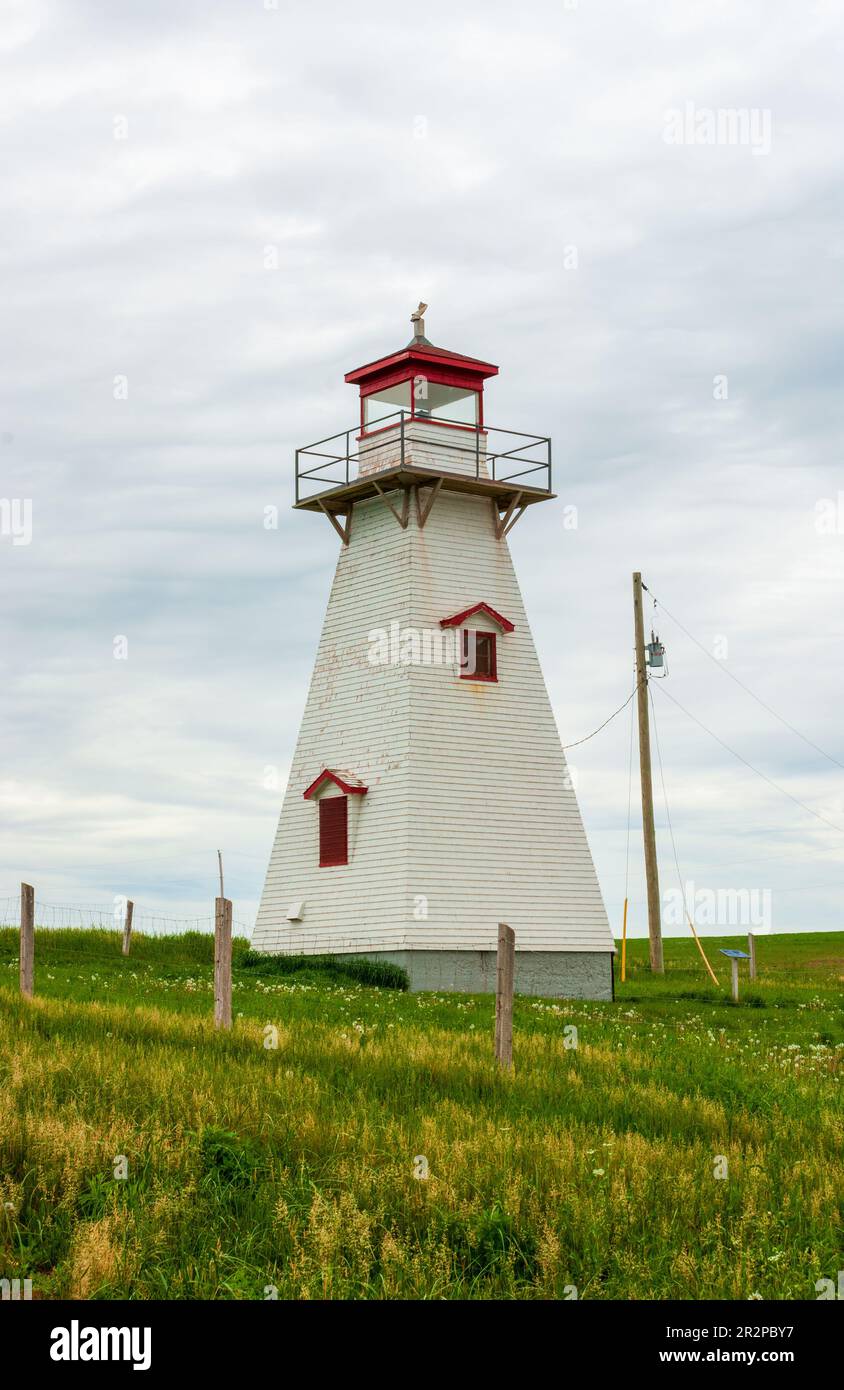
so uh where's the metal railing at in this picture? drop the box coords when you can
[295,411,552,502]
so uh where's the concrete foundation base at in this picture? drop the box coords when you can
[358,949,614,999]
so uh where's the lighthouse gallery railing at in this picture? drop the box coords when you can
[295,411,552,504]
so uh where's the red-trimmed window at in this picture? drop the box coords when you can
[362,381,411,430]
[319,796,348,866]
[361,382,482,436]
[460,629,497,682]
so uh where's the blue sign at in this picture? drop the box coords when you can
[719,948,750,959]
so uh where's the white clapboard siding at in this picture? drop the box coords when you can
[359,419,489,479]
[253,477,614,958]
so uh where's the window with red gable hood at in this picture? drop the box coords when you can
[319,796,348,866]
[460,629,497,682]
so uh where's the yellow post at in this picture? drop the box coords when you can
[620,897,628,982]
[685,910,719,986]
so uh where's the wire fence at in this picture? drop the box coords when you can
[0,894,254,937]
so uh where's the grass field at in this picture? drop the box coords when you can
[0,928,841,1300]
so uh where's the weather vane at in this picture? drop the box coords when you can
[410,301,428,341]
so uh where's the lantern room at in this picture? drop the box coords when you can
[294,305,554,544]
[344,326,499,436]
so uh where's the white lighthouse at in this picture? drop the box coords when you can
[253,309,615,998]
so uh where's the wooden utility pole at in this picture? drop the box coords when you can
[20,882,34,997]
[217,850,224,900]
[494,923,515,1069]
[632,572,663,974]
[121,900,134,956]
[214,896,233,1030]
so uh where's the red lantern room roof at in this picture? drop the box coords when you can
[345,321,499,397]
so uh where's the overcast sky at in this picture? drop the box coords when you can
[2,0,843,938]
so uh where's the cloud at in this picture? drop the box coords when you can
[2,0,843,935]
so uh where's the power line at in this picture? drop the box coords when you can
[653,681,844,838]
[646,687,844,904]
[563,688,636,750]
[683,839,844,875]
[601,871,844,897]
[647,588,844,771]
[774,878,844,894]
[624,674,635,900]
[648,687,719,984]
[619,672,636,981]
[649,688,686,896]
[686,832,844,875]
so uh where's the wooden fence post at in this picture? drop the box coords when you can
[20,883,34,998]
[214,897,232,1030]
[494,923,515,1069]
[747,931,757,981]
[121,900,134,956]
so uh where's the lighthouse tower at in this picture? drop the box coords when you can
[253,309,615,998]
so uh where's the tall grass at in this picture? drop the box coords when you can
[237,947,408,991]
[0,926,239,964]
[0,930,840,1299]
